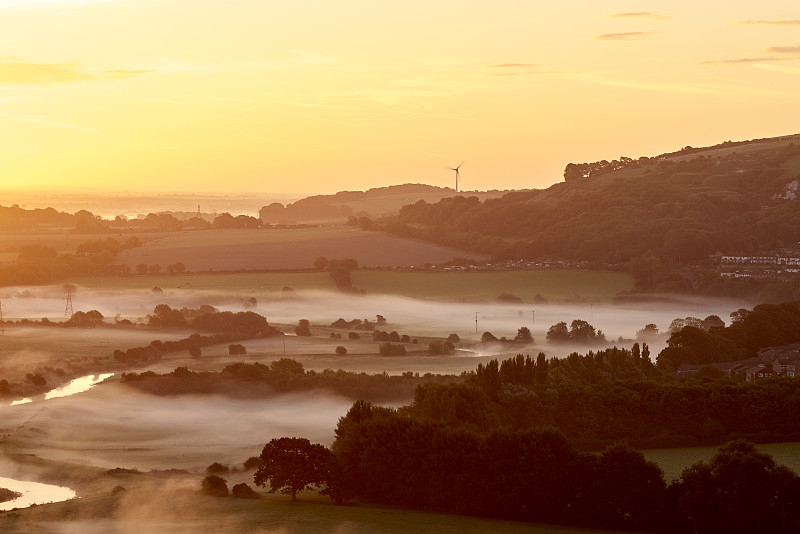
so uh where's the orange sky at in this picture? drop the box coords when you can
[1,0,799,195]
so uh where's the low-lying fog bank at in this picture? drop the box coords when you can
[1,285,748,347]
[3,381,353,471]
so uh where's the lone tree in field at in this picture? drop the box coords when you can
[254,437,334,501]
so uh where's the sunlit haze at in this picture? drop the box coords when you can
[1,0,799,194]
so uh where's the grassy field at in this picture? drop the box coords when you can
[643,441,800,482]
[0,479,625,534]
[72,271,336,292]
[71,270,633,301]
[352,270,633,301]
[0,230,170,253]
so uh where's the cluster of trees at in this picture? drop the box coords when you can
[211,212,261,229]
[0,204,256,234]
[0,237,141,286]
[479,326,534,344]
[64,309,105,327]
[546,319,606,344]
[113,332,256,365]
[313,257,361,292]
[260,200,353,224]
[372,330,411,343]
[329,401,800,532]
[414,350,800,449]
[381,143,800,297]
[657,301,800,370]
[146,304,277,337]
[330,315,385,330]
[560,135,792,182]
[563,156,642,181]
[121,359,460,402]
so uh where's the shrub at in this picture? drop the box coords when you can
[336,346,347,355]
[206,462,229,474]
[188,346,202,358]
[348,332,360,340]
[228,344,246,355]
[428,340,455,355]
[295,319,311,336]
[232,483,260,499]
[201,475,229,497]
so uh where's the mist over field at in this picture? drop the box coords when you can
[1,284,747,346]
[4,385,352,468]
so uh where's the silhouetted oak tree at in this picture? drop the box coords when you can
[254,437,333,501]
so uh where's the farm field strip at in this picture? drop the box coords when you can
[69,270,633,301]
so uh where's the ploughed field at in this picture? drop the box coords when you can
[113,226,489,271]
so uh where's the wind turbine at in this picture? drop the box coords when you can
[449,162,463,192]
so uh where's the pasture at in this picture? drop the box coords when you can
[643,441,800,483]
[0,472,621,534]
[353,270,633,301]
[72,269,633,302]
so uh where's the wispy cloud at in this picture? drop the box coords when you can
[701,57,788,65]
[0,58,153,85]
[104,69,152,79]
[400,110,480,122]
[487,63,541,76]
[236,52,338,71]
[610,12,669,20]
[4,114,132,143]
[0,57,93,86]
[568,72,799,98]
[754,63,800,76]
[488,63,539,69]
[765,45,800,54]
[738,20,800,26]
[140,97,193,106]
[595,32,653,41]
[0,0,121,9]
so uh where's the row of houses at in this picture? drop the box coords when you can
[676,344,800,382]
[720,268,800,279]
[718,255,800,266]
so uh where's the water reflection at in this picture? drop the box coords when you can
[45,373,114,400]
[0,476,76,511]
[8,373,114,406]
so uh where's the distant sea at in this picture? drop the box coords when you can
[0,190,302,220]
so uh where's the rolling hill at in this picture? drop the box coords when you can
[381,134,800,299]
[258,183,509,224]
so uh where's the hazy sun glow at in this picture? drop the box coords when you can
[1,0,799,194]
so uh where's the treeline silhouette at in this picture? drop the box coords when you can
[0,204,261,233]
[121,360,459,402]
[331,401,800,532]
[657,301,800,370]
[0,238,140,285]
[258,184,449,223]
[389,346,798,449]
[562,134,798,181]
[114,306,280,364]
